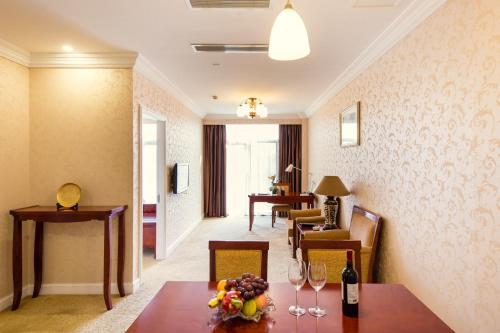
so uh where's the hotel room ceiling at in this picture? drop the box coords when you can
[0,0,412,117]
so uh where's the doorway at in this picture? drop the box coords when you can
[140,108,167,273]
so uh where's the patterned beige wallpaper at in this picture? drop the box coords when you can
[132,71,203,262]
[29,68,134,285]
[0,57,31,302]
[308,0,499,332]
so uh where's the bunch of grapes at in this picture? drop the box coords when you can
[224,273,269,301]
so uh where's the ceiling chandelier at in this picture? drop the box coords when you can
[269,0,310,61]
[236,98,268,119]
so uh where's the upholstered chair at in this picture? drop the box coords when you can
[287,208,325,245]
[271,183,291,227]
[301,206,382,282]
[209,240,269,281]
[300,239,362,284]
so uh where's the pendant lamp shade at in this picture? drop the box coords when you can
[268,2,310,61]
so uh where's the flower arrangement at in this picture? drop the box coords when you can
[208,273,274,322]
[268,175,278,194]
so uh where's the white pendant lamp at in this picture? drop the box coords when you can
[269,0,310,61]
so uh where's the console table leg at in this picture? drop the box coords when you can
[33,221,44,298]
[12,218,22,310]
[249,201,254,231]
[12,219,23,311]
[103,216,113,310]
[117,213,125,297]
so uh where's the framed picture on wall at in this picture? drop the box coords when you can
[340,101,360,147]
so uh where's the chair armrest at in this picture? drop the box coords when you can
[303,229,350,240]
[295,216,325,224]
[289,209,322,220]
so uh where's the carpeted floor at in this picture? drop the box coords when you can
[0,215,291,332]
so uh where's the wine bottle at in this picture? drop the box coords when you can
[341,250,359,317]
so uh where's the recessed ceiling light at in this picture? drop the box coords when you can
[62,45,74,52]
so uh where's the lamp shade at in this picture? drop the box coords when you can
[268,2,310,61]
[313,176,350,197]
[285,164,294,172]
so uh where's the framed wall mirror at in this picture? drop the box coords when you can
[340,101,360,147]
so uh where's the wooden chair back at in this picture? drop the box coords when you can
[209,241,269,281]
[300,239,362,284]
[275,182,290,195]
[349,206,382,282]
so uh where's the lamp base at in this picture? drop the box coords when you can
[323,196,339,229]
[322,223,336,230]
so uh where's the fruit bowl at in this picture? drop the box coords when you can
[208,273,275,323]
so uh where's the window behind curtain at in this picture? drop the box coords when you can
[226,125,279,215]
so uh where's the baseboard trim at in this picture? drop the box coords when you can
[166,218,202,257]
[0,285,33,312]
[0,279,140,312]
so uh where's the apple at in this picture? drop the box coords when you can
[255,294,268,310]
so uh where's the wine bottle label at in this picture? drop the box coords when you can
[347,283,358,304]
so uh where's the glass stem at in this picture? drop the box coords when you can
[315,290,319,309]
[296,288,299,308]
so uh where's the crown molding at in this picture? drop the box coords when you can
[134,54,206,117]
[0,38,204,117]
[0,38,137,68]
[305,0,446,117]
[0,39,30,66]
[30,52,138,68]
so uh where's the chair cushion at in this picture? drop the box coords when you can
[272,204,292,212]
[307,247,370,283]
[349,213,376,247]
[307,249,347,283]
[360,246,372,282]
[215,250,262,281]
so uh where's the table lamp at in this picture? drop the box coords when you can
[285,163,301,173]
[313,176,350,229]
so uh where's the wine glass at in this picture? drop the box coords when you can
[307,261,327,317]
[288,259,307,316]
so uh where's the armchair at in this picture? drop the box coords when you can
[287,208,325,247]
[301,205,382,282]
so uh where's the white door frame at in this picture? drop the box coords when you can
[139,105,167,261]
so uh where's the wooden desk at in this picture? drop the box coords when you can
[126,281,453,333]
[248,193,314,231]
[9,205,128,311]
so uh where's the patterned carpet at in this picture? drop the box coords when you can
[0,215,291,332]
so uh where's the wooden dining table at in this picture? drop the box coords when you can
[126,281,453,333]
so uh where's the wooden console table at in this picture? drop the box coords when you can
[9,205,128,311]
[248,193,314,231]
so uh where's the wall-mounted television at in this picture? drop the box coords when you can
[173,163,189,194]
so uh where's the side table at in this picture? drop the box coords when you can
[9,205,128,311]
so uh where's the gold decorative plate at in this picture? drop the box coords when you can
[56,183,81,208]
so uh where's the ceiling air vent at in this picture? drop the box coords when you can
[188,0,270,8]
[191,44,269,53]
[351,0,401,7]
